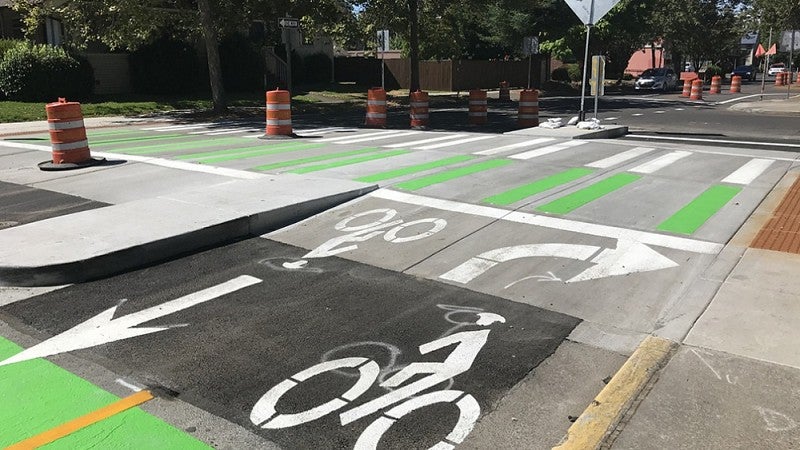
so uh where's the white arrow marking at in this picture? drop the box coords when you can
[439,240,678,285]
[0,275,262,367]
[566,240,678,283]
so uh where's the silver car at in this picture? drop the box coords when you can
[635,68,678,91]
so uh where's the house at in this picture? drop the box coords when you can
[625,42,669,77]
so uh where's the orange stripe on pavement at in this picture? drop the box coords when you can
[6,390,154,449]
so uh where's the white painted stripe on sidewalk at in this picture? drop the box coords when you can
[721,158,774,185]
[630,151,692,174]
[141,123,214,131]
[415,135,494,150]
[508,140,587,160]
[189,128,241,135]
[473,137,556,156]
[625,134,800,149]
[333,131,419,145]
[0,140,266,180]
[586,147,655,169]
[315,130,401,143]
[369,189,723,254]
[384,134,467,148]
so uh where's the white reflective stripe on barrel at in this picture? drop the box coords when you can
[519,102,539,107]
[267,104,291,110]
[410,114,429,119]
[51,139,89,151]
[410,102,429,107]
[366,113,387,118]
[367,100,387,105]
[267,119,292,126]
[48,119,85,130]
[519,114,539,119]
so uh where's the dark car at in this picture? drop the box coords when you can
[731,65,756,81]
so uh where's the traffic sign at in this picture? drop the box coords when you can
[279,17,299,28]
[563,0,621,25]
[590,55,605,96]
[523,36,539,56]
[377,30,390,52]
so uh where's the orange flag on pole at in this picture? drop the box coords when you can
[766,43,777,55]
[755,44,766,57]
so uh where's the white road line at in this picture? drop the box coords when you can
[473,137,556,156]
[0,141,266,180]
[604,117,619,121]
[333,131,420,145]
[315,130,404,143]
[383,134,467,148]
[674,108,685,111]
[630,151,692,174]
[141,123,214,131]
[189,128,241,135]
[721,158,775,185]
[586,147,655,169]
[625,134,800,149]
[296,127,354,135]
[370,189,723,254]
[654,111,666,114]
[415,135,495,150]
[632,113,644,116]
[715,93,787,105]
[508,140,587,160]
[204,129,261,136]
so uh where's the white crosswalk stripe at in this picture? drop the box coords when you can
[141,123,214,131]
[204,129,262,136]
[473,138,556,156]
[383,134,467,148]
[630,151,692,174]
[415,135,494,150]
[586,147,655,169]
[189,128,242,135]
[315,130,405,143]
[508,140,587,160]
[332,131,420,145]
[721,158,774,185]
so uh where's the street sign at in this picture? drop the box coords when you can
[563,0,621,25]
[523,36,539,56]
[780,30,800,52]
[590,55,605,96]
[377,30,390,53]
[279,17,299,28]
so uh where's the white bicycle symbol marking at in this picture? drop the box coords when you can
[249,309,505,449]
[282,208,447,269]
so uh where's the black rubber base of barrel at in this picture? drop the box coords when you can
[258,133,298,140]
[38,157,106,171]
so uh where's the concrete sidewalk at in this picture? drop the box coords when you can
[0,138,376,286]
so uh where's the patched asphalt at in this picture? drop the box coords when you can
[0,237,580,449]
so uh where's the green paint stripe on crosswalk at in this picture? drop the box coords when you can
[394,159,514,191]
[110,136,252,155]
[177,141,318,162]
[354,155,475,183]
[0,337,209,448]
[483,167,594,206]
[253,147,384,172]
[657,185,742,235]
[92,133,186,146]
[536,172,641,214]
[290,149,411,174]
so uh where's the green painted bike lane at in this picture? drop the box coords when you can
[0,336,209,449]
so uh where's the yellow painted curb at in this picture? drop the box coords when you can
[553,335,676,450]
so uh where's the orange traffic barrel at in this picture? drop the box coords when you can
[266,89,292,136]
[730,75,741,93]
[775,73,785,86]
[681,79,692,97]
[518,89,539,127]
[709,76,721,94]
[38,98,103,171]
[689,79,703,100]
[410,90,429,128]
[499,81,510,101]
[468,89,488,125]
[365,88,387,128]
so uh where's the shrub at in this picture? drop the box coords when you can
[704,65,725,79]
[622,73,634,81]
[0,39,23,61]
[220,35,264,91]
[552,63,581,82]
[298,52,332,84]
[0,43,94,101]
[129,37,204,95]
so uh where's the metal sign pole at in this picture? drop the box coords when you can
[760,27,772,101]
[788,29,795,99]
[528,54,532,89]
[579,24,591,121]
[284,28,293,93]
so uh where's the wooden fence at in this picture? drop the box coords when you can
[334,57,550,91]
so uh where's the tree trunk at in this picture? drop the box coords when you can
[197,0,227,112]
[650,41,657,68]
[408,0,420,92]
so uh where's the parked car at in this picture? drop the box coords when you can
[768,63,786,76]
[635,68,678,91]
[730,65,756,81]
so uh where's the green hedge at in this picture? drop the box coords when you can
[0,42,94,101]
[552,63,581,82]
[130,37,205,95]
